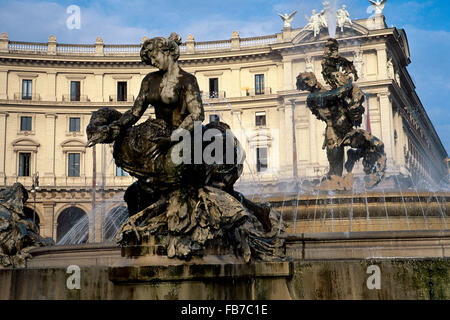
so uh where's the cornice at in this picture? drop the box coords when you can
[0,47,279,69]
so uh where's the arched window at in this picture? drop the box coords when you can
[56,206,88,244]
[103,206,128,242]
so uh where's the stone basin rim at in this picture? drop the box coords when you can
[27,229,450,256]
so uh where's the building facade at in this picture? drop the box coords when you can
[0,13,447,242]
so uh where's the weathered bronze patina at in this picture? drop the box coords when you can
[0,183,54,268]
[86,33,284,262]
[297,38,386,190]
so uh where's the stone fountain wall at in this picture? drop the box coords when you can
[0,230,448,300]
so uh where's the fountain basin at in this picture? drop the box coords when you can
[265,191,449,233]
[0,230,448,299]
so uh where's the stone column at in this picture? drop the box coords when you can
[43,114,57,186]
[46,71,56,101]
[276,106,286,176]
[283,102,294,178]
[377,48,388,80]
[393,107,404,167]
[95,203,103,243]
[309,110,319,165]
[0,70,7,100]
[0,112,8,185]
[282,57,293,90]
[378,93,395,169]
[41,202,55,239]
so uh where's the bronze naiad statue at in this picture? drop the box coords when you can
[296,38,386,190]
[86,33,284,263]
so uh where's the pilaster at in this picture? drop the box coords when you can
[0,112,8,185]
[94,72,104,102]
[230,67,241,97]
[46,72,56,101]
[378,93,395,169]
[41,202,55,239]
[43,114,57,186]
[282,57,293,91]
[377,47,388,80]
[0,70,7,100]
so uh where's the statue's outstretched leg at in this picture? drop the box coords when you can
[325,126,345,177]
[345,148,363,173]
[327,146,345,177]
[342,129,386,188]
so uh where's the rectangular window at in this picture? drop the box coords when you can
[70,81,81,101]
[22,80,32,100]
[69,117,80,132]
[20,116,32,131]
[116,166,128,177]
[18,152,31,177]
[117,81,127,102]
[256,147,268,173]
[209,78,218,98]
[68,153,80,177]
[209,114,220,123]
[255,111,266,127]
[255,74,265,95]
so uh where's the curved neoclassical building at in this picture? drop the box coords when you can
[0,13,447,242]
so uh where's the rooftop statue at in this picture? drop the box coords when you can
[303,9,323,38]
[296,39,387,190]
[319,8,328,29]
[278,11,297,29]
[369,0,387,16]
[337,5,352,32]
[86,33,285,262]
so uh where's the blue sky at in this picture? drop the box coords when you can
[0,0,449,154]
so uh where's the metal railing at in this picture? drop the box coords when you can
[13,93,41,101]
[201,91,227,100]
[245,87,273,96]
[62,94,89,102]
[109,95,135,102]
